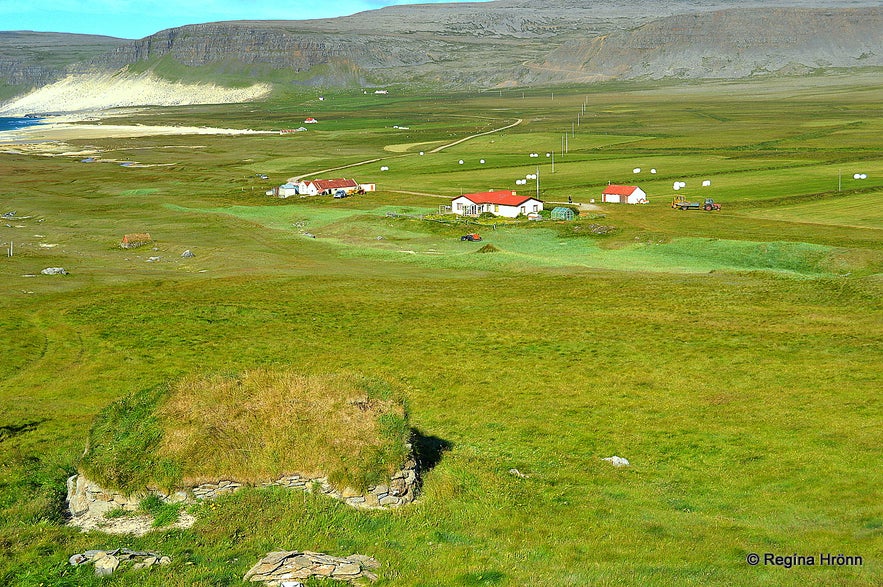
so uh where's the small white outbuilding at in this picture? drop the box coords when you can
[601,185,648,204]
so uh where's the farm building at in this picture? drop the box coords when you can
[451,191,543,218]
[297,178,360,196]
[551,207,576,220]
[601,185,648,204]
[120,233,152,249]
[266,182,300,198]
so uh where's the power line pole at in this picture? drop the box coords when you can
[536,166,540,199]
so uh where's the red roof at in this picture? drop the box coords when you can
[602,185,640,196]
[307,178,358,191]
[457,190,538,206]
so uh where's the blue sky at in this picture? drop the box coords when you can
[0,0,490,39]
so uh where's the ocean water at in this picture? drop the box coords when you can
[0,116,42,131]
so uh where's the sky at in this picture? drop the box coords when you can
[0,0,490,39]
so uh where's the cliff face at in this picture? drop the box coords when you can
[530,7,883,82]
[91,25,448,71]
[0,32,127,90]
[2,1,881,93]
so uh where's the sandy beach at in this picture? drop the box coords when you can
[0,116,277,144]
[0,70,275,148]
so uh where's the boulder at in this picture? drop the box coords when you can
[94,554,119,577]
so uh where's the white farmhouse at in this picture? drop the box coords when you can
[451,190,543,218]
[601,185,648,204]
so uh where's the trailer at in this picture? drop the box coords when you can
[672,196,721,211]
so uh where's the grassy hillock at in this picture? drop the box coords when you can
[80,371,410,493]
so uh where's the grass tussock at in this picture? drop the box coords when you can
[79,385,181,494]
[474,243,501,254]
[81,370,410,494]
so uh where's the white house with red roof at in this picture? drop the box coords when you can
[297,178,359,196]
[451,190,543,218]
[601,184,648,204]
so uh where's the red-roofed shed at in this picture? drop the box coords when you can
[601,185,648,204]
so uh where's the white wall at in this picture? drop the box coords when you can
[298,182,319,196]
[626,187,648,204]
[451,197,543,218]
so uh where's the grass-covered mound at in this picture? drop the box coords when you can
[80,370,410,494]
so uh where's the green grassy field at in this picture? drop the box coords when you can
[0,73,881,586]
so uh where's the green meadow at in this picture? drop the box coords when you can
[0,73,881,586]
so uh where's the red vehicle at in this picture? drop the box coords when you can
[460,233,482,242]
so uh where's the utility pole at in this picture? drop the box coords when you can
[536,166,540,199]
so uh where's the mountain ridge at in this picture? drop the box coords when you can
[1,1,881,100]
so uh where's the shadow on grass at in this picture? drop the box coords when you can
[411,428,453,475]
[0,419,46,443]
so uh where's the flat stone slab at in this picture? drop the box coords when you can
[69,549,170,577]
[244,551,379,584]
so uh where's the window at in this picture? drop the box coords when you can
[520,206,525,214]
[532,205,538,212]
[494,205,499,212]
[456,202,462,210]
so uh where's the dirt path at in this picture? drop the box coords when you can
[292,117,523,181]
[290,158,383,182]
[388,190,451,199]
[429,118,523,153]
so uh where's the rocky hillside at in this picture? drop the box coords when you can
[529,7,883,82]
[0,32,126,96]
[1,0,881,94]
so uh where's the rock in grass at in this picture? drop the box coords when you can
[40,267,68,275]
[602,456,630,467]
[181,249,195,258]
[245,551,379,584]
[94,554,119,577]
[69,553,88,566]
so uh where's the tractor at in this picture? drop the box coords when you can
[460,233,482,242]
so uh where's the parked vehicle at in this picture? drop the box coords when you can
[460,233,482,242]
[672,196,721,211]
[333,190,350,198]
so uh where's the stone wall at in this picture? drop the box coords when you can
[67,452,419,526]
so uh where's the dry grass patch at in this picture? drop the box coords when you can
[81,370,410,493]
